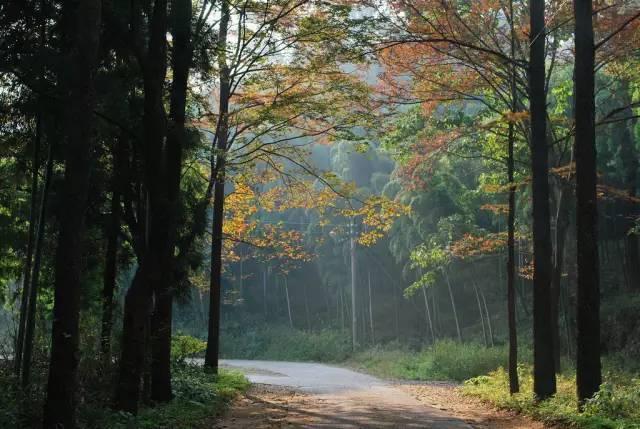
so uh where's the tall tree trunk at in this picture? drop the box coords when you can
[15,114,40,377]
[116,0,169,412]
[421,286,434,344]
[284,277,293,328]
[100,141,122,361]
[42,0,102,425]
[507,0,519,392]
[443,269,462,342]
[263,268,268,318]
[472,282,488,347]
[368,270,375,344]
[551,183,569,373]
[21,142,53,387]
[479,285,494,347]
[574,0,601,406]
[304,281,311,331]
[529,0,556,400]
[350,230,357,350]
[115,264,153,412]
[150,0,193,402]
[204,0,230,373]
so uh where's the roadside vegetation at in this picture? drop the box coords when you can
[217,319,640,428]
[0,339,248,428]
[464,368,640,429]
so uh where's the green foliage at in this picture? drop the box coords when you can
[78,367,249,429]
[463,366,640,429]
[172,334,207,364]
[350,340,509,382]
[405,243,449,297]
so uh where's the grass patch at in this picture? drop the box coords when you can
[348,340,511,382]
[462,366,640,429]
[78,366,249,429]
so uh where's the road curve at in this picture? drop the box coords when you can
[218,359,473,428]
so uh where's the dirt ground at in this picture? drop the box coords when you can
[213,383,548,428]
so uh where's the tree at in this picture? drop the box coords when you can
[529,0,556,400]
[574,0,601,407]
[42,0,102,425]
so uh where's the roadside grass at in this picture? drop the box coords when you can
[78,366,249,428]
[347,340,513,382]
[463,366,640,429]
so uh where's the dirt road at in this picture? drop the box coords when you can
[214,360,543,428]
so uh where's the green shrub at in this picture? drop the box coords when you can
[429,340,508,381]
[463,366,640,429]
[78,367,249,428]
[172,334,207,364]
[348,340,511,382]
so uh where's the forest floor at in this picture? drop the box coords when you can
[212,360,548,428]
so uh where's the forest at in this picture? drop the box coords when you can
[0,0,639,427]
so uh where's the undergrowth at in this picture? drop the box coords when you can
[347,340,515,381]
[79,366,249,429]
[463,366,640,429]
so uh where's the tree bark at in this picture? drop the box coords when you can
[115,0,169,412]
[551,183,569,373]
[204,0,231,373]
[443,269,462,342]
[574,0,601,406]
[507,0,519,392]
[350,230,357,350]
[529,0,556,400]
[149,0,193,402]
[15,113,40,377]
[42,0,102,425]
[100,141,122,361]
[479,285,494,347]
[472,282,488,347]
[369,270,376,344]
[21,141,53,388]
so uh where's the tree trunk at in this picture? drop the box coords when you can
[114,264,153,412]
[204,0,230,374]
[350,229,357,350]
[149,0,193,402]
[263,268,268,318]
[284,277,293,328]
[419,286,432,344]
[479,285,494,347]
[551,184,569,373]
[115,0,169,411]
[574,0,601,406]
[15,113,40,377]
[368,270,375,344]
[507,0,519,392]
[472,282,488,347]
[42,0,101,425]
[21,141,53,387]
[100,142,122,361]
[303,281,311,330]
[529,0,556,400]
[443,270,462,342]
[150,288,173,402]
